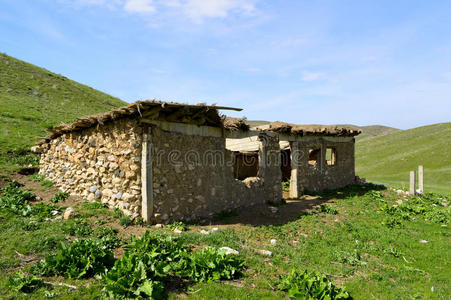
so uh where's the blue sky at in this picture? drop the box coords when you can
[1,0,450,129]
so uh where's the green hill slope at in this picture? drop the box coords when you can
[356,125,400,141]
[0,53,126,153]
[356,123,451,194]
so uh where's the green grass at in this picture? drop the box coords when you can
[0,53,126,174]
[1,183,449,299]
[356,125,400,141]
[356,122,451,194]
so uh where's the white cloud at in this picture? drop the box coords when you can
[124,0,155,13]
[301,71,324,82]
[182,0,256,21]
[64,0,258,22]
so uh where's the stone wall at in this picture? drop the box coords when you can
[289,136,356,193]
[39,119,143,217]
[148,126,282,223]
[38,118,283,223]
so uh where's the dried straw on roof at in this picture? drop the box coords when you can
[37,100,243,145]
[222,117,250,131]
[267,121,361,137]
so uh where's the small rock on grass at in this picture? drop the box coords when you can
[154,223,164,228]
[200,229,210,235]
[270,239,277,245]
[420,240,428,243]
[211,227,220,232]
[173,228,182,234]
[64,207,76,220]
[220,247,239,255]
[258,249,273,256]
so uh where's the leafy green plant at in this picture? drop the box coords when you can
[81,201,105,210]
[282,180,290,193]
[181,247,245,282]
[318,204,338,214]
[278,269,352,299]
[120,216,133,228]
[7,272,44,293]
[50,192,68,203]
[102,253,166,299]
[19,219,40,231]
[167,221,187,232]
[93,227,122,251]
[113,208,124,218]
[34,239,115,279]
[335,250,366,266]
[102,233,189,299]
[31,202,63,220]
[29,173,54,187]
[40,180,54,188]
[0,182,35,216]
[62,219,93,237]
[30,173,45,182]
[366,190,385,202]
[10,153,40,166]
[380,194,450,226]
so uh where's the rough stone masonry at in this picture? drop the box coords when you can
[34,100,360,223]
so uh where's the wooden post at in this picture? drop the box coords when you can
[418,165,424,194]
[289,142,299,198]
[141,127,153,223]
[409,170,416,196]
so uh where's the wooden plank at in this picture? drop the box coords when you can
[289,142,299,198]
[409,170,416,196]
[418,165,424,194]
[141,127,153,223]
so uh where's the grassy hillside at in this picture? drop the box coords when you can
[356,122,451,194]
[336,124,400,141]
[1,179,450,299]
[356,125,400,141]
[0,53,126,153]
[246,120,270,127]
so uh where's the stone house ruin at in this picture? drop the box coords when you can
[34,100,360,223]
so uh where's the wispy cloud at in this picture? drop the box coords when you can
[66,0,259,22]
[124,0,155,14]
[182,0,257,22]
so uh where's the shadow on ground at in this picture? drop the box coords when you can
[208,184,386,227]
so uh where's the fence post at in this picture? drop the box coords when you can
[418,165,424,194]
[409,170,416,196]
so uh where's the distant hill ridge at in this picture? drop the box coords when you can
[356,122,451,194]
[0,53,126,152]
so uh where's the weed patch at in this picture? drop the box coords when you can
[120,216,133,228]
[278,269,351,299]
[318,204,338,214]
[62,219,93,237]
[34,239,115,279]
[8,272,44,293]
[50,192,68,203]
[380,194,450,226]
[167,221,188,232]
[182,247,245,282]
